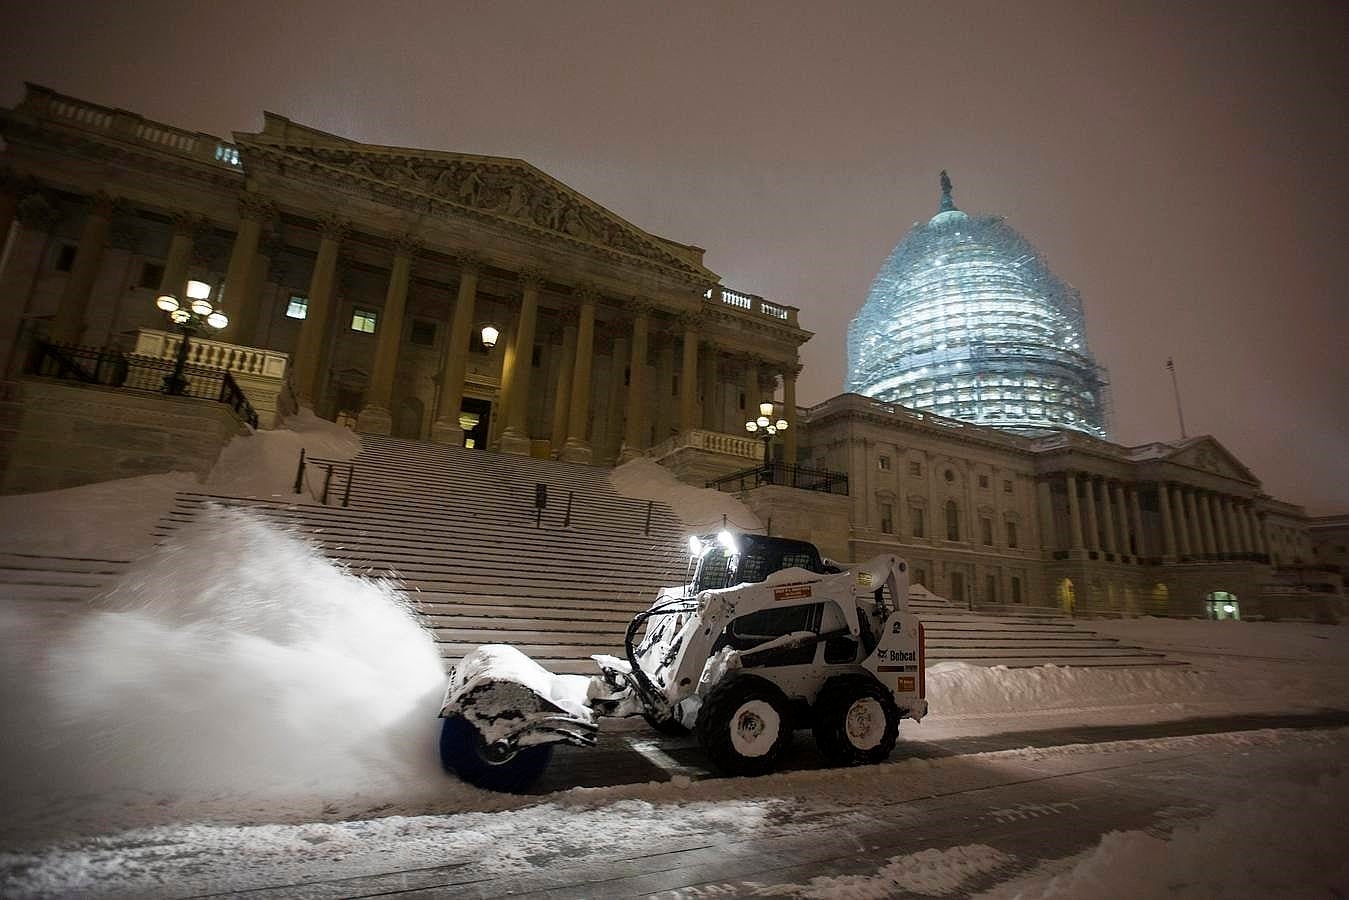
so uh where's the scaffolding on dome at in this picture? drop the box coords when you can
[847,186,1110,439]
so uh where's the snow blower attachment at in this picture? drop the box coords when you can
[439,533,927,792]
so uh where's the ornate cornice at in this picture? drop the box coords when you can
[317,213,350,243]
[519,268,547,292]
[238,191,275,223]
[392,232,423,259]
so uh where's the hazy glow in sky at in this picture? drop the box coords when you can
[3,1,1344,512]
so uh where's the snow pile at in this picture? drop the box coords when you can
[0,505,467,842]
[206,408,361,499]
[985,768,1349,899]
[0,410,362,558]
[609,457,762,534]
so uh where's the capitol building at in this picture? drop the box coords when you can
[0,85,1339,622]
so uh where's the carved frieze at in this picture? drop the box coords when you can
[252,143,707,278]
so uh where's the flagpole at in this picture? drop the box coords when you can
[1166,358,1187,439]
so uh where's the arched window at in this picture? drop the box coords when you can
[945,499,960,541]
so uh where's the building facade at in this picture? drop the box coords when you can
[0,85,810,491]
[780,394,1336,620]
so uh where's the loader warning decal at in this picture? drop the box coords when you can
[895,676,916,693]
[773,584,813,602]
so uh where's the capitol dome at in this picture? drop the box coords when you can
[847,172,1109,438]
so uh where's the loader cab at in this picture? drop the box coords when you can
[690,533,827,594]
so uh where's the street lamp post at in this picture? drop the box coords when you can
[745,400,788,485]
[155,279,227,396]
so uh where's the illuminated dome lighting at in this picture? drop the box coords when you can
[847,171,1109,438]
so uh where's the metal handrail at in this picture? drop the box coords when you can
[707,462,850,495]
[293,448,355,507]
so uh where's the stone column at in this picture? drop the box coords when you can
[432,255,480,444]
[0,192,60,376]
[1240,503,1257,554]
[489,310,518,449]
[783,363,800,464]
[1220,497,1240,554]
[357,234,418,434]
[604,333,630,462]
[1203,493,1224,555]
[678,312,700,433]
[1036,478,1055,551]
[549,308,578,456]
[1156,482,1176,559]
[1128,486,1148,558]
[1112,483,1131,556]
[51,192,115,344]
[0,171,19,247]
[1082,476,1101,551]
[560,286,597,463]
[1182,489,1202,557]
[1066,473,1085,550]
[290,216,347,409]
[158,211,197,302]
[743,354,761,423]
[1100,479,1118,555]
[500,271,545,455]
[653,333,674,443]
[217,193,272,345]
[701,342,720,431]
[619,299,652,461]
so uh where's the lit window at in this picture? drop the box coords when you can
[351,308,378,333]
[285,295,308,319]
[1003,480,1013,493]
[911,506,925,538]
[978,474,989,489]
[880,502,894,535]
[878,455,891,471]
[909,460,922,477]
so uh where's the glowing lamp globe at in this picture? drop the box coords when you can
[156,294,180,312]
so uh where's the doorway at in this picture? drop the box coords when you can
[1205,591,1240,620]
[1057,578,1077,615]
[460,397,492,449]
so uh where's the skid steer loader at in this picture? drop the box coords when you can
[438,532,927,792]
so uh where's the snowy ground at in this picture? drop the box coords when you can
[1,417,1347,897]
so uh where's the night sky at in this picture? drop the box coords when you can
[3,1,1345,513]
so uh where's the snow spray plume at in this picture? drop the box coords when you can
[1,507,448,830]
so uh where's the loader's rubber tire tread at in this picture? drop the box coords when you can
[439,715,554,794]
[643,711,691,736]
[811,675,900,767]
[695,674,792,777]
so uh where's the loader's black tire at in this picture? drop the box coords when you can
[643,711,691,736]
[811,675,900,767]
[695,675,792,777]
[439,715,553,794]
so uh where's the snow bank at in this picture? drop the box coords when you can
[609,457,762,534]
[0,506,478,843]
[206,408,361,499]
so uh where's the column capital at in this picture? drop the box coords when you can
[392,232,423,259]
[16,192,60,230]
[676,310,706,331]
[169,209,202,236]
[238,191,276,223]
[317,213,350,243]
[453,251,483,275]
[573,282,600,304]
[519,268,547,291]
[87,191,119,219]
[785,362,804,380]
[628,295,656,315]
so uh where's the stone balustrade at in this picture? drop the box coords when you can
[650,428,764,463]
[27,85,242,171]
[707,286,799,326]
[131,329,288,378]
